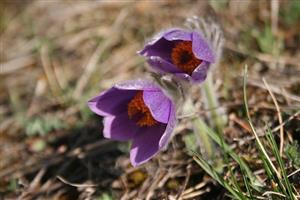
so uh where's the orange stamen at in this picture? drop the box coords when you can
[127,91,157,127]
[171,41,202,75]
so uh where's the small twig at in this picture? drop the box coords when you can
[29,169,46,189]
[145,169,165,200]
[233,109,300,147]
[0,55,35,75]
[287,168,300,178]
[263,78,284,156]
[225,41,300,68]
[272,110,300,133]
[40,45,62,98]
[181,181,207,195]
[229,113,252,133]
[247,78,300,102]
[176,164,191,199]
[180,188,210,200]
[57,176,97,188]
[262,191,286,198]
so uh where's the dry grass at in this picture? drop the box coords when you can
[0,0,300,199]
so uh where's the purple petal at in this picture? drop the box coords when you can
[139,38,175,61]
[163,29,192,41]
[88,87,136,116]
[103,112,139,141]
[147,57,181,74]
[115,79,159,91]
[192,32,215,63]
[130,123,167,166]
[169,62,209,83]
[159,104,176,148]
[138,29,192,62]
[143,90,171,124]
[191,61,210,83]
[138,28,190,52]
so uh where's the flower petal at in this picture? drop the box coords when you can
[192,32,215,63]
[159,104,176,148]
[130,123,167,166]
[147,57,181,73]
[163,28,192,41]
[143,90,171,124]
[88,87,136,116]
[138,28,189,51]
[191,61,210,83]
[138,38,175,61]
[103,112,139,141]
[138,29,192,62]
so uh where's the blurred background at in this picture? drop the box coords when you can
[0,0,300,199]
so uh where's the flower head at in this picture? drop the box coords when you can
[138,28,215,83]
[88,80,176,166]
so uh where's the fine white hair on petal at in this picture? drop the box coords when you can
[151,72,185,107]
[185,16,224,68]
[115,79,157,91]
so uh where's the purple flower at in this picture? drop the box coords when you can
[88,80,176,167]
[138,28,215,83]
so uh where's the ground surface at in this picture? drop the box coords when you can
[0,1,300,200]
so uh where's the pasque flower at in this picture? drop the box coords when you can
[88,80,176,166]
[138,28,215,83]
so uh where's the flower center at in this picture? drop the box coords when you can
[171,41,202,75]
[127,91,158,127]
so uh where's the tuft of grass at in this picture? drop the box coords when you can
[7,179,18,192]
[208,0,229,11]
[25,115,67,136]
[97,193,113,200]
[285,141,300,168]
[252,25,283,55]
[192,117,215,162]
[265,126,295,199]
[202,74,227,135]
[243,65,296,199]
[193,151,247,200]
[182,132,198,155]
[192,66,298,199]
[281,1,300,26]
